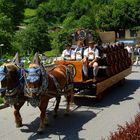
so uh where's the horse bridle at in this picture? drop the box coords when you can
[24,66,48,97]
[24,65,73,98]
[0,65,24,97]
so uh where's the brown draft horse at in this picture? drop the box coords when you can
[0,53,26,127]
[24,53,74,133]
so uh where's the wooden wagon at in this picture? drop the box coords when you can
[55,59,131,100]
[54,41,132,100]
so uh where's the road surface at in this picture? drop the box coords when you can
[0,66,140,140]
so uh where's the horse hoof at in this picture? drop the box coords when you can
[45,123,50,126]
[37,128,44,134]
[37,130,44,135]
[16,123,22,128]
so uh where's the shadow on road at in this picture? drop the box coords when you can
[20,109,96,140]
[20,78,140,139]
[96,79,140,108]
[73,79,140,108]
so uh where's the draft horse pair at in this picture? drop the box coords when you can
[0,53,74,133]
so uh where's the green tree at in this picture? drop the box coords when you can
[12,18,50,55]
[36,0,75,24]
[0,0,25,27]
[0,13,13,55]
[96,0,140,32]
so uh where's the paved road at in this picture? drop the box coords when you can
[0,66,140,140]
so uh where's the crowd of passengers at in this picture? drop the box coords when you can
[61,40,109,81]
[61,40,134,81]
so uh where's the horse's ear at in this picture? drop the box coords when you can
[12,52,20,66]
[32,52,41,65]
[4,66,7,73]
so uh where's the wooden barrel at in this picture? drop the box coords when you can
[110,64,116,75]
[113,52,118,62]
[107,66,113,77]
[117,50,122,60]
[124,49,128,57]
[127,58,132,66]
[118,62,123,72]
[105,53,112,66]
[98,57,107,66]
[98,66,111,77]
[120,50,125,58]
[121,62,126,71]
[110,53,115,64]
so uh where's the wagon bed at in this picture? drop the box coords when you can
[54,60,132,100]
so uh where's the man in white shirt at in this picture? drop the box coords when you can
[83,41,100,81]
[61,44,75,60]
[135,44,140,66]
[74,41,84,60]
[125,45,133,58]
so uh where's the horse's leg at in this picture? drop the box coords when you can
[38,97,49,133]
[53,96,61,117]
[65,91,72,115]
[13,101,25,127]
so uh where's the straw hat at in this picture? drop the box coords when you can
[135,44,140,48]
[88,40,95,44]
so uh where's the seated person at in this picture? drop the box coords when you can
[74,41,89,80]
[61,44,75,60]
[74,41,85,60]
[82,40,100,81]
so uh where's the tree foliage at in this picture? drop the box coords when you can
[0,0,25,27]
[12,18,50,55]
[0,13,13,55]
[1,0,140,56]
[96,0,140,31]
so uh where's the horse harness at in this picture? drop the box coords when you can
[24,65,73,98]
[0,65,24,105]
[48,68,73,97]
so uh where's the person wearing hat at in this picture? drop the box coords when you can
[83,40,100,81]
[74,41,85,60]
[61,44,75,60]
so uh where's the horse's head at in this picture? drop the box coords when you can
[0,66,8,95]
[25,64,42,97]
[0,63,23,103]
[24,54,48,98]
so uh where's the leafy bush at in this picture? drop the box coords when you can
[105,112,140,140]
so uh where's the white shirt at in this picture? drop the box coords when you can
[125,46,133,54]
[75,47,84,60]
[84,47,99,60]
[61,49,75,60]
